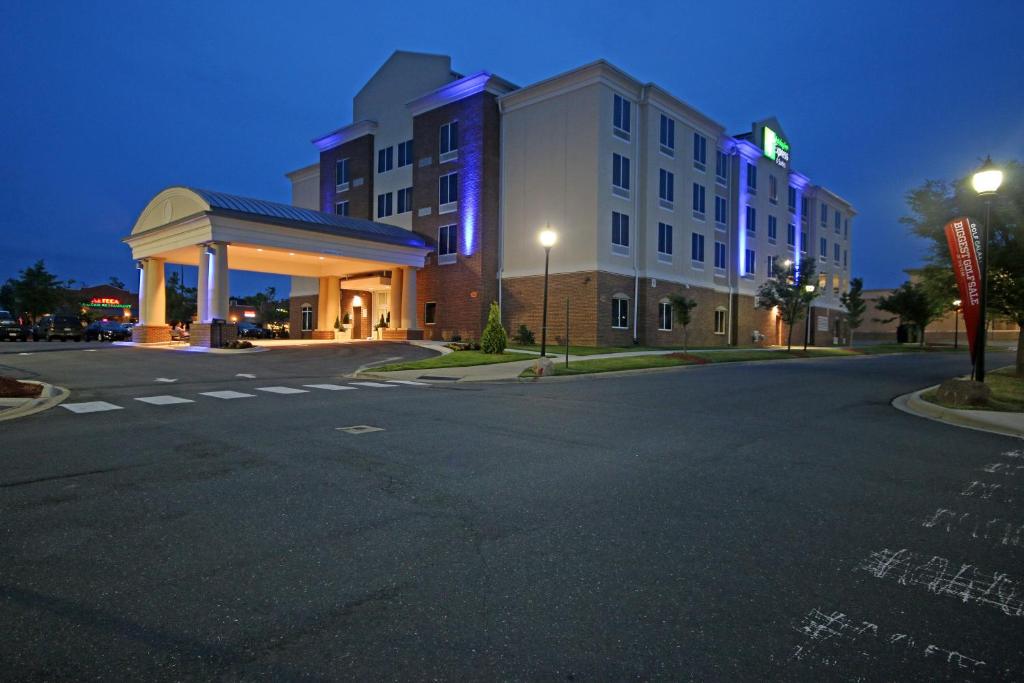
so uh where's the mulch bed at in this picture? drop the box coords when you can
[0,376,43,398]
[665,353,710,364]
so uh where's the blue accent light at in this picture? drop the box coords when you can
[459,130,483,257]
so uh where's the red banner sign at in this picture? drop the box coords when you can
[944,216,981,361]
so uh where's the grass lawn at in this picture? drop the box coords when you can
[520,348,859,377]
[372,350,531,372]
[507,343,767,356]
[922,367,1024,412]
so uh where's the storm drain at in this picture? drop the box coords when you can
[336,425,384,435]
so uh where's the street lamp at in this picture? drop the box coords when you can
[538,229,558,357]
[952,299,962,350]
[803,284,816,351]
[971,156,1003,382]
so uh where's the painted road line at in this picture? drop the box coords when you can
[303,384,357,391]
[154,378,178,383]
[236,373,256,379]
[135,395,195,406]
[256,386,309,395]
[61,401,124,414]
[386,380,430,386]
[349,382,397,388]
[199,390,256,400]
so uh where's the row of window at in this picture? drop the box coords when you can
[362,172,459,219]
[333,121,461,188]
[299,301,441,331]
[611,296,728,335]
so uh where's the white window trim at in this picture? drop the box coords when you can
[611,296,630,329]
[658,300,673,331]
[439,121,459,163]
[713,308,727,335]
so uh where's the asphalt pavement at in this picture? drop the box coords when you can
[0,344,1021,680]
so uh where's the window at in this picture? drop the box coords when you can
[377,192,393,218]
[439,171,458,211]
[835,210,841,234]
[767,255,778,278]
[844,249,848,267]
[744,248,756,276]
[397,140,414,167]
[658,301,673,331]
[834,243,840,262]
[714,308,727,335]
[714,195,727,227]
[787,223,796,247]
[438,224,457,264]
[819,237,827,258]
[788,186,796,212]
[747,162,757,192]
[844,219,849,238]
[657,222,673,260]
[439,121,458,161]
[820,203,828,226]
[613,94,631,138]
[746,205,756,234]
[801,197,808,222]
[714,241,727,271]
[612,211,630,254]
[301,304,313,331]
[800,228,808,252]
[659,114,675,154]
[769,174,778,204]
[659,169,674,207]
[335,200,349,216]
[691,182,705,217]
[691,232,705,264]
[612,296,629,328]
[768,215,778,243]
[818,273,827,290]
[377,146,394,173]
[397,187,413,214]
[424,302,437,325]
[833,273,840,296]
[612,153,630,196]
[715,151,729,185]
[693,132,707,170]
[335,158,349,189]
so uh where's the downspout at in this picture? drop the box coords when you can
[497,95,506,317]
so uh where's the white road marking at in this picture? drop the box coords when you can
[349,381,397,388]
[303,384,356,391]
[61,401,124,414]
[84,349,97,352]
[336,425,384,434]
[18,352,32,356]
[386,379,429,386]
[235,373,256,379]
[199,390,256,400]
[256,386,308,395]
[135,395,195,406]
[154,377,178,383]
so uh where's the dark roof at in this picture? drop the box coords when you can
[183,187,431,249]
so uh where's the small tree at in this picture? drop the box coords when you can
[839,277,867,346]
[876,281,946,347]
[481,301,508,354]
[108,276,126,289]
[165,271,197,323]
[515,324,535,345]
[668,294,697,352]
[12,260,63,323]
[756,257,819,350]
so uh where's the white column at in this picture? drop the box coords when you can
[402,267,419,330]
[391,267,405,328]
[142,258,166,326]
[210,242,229,321]
[137,265,147,324]
[197,244,210,323]
[316,276,329,331]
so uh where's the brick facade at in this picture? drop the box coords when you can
[320,135,374,218]
[289,294,318,340]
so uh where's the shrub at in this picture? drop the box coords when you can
[515,324,535,345]
[481,302,507,354]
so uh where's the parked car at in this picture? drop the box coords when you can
[84,320,130,342]
[0,310,29,341]
[236,321,267,339]
[32,315,85,342]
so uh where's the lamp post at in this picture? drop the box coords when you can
[952,299,962,350]
[971,156,1003,383]
[538,229,558,357]
[803,284,816,351]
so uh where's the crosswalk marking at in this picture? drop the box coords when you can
[302,384,356,391]
[199,390,256,400]
[256,386,309,395]
[154,378,178,383]
[349,381,397,388]
[135,395,194,406]
[386,380,429,386]
[236,373,256,379]
[61,401,124,414]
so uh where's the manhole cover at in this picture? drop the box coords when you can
[336,425,384,434]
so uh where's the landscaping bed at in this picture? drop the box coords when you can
[373,350,531,372]
[922,367,1024,412]
[0,377,43,398]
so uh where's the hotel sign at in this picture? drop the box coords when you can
[763,126,790,169]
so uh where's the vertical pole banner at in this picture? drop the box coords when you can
[943,216,982,362]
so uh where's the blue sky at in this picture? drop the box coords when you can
[1,0,1021,295]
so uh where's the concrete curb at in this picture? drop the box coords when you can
[892,387,1024,440]
[0,381,70,422]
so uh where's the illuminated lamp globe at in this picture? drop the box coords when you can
[804,284,816,293]
[971,156,1003,196]
[539,229,558,248]
[953,299,962,308]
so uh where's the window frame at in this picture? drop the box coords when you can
[437,224,458,265]
[438,171,458,213]
[659,114,675,156]
[714,240,727,273]
[376,191,393,218]
[611,211,630,256]
[767,215,778,244]
[424,302,437,325]
[612,153,631,197]
[693,132,707,171]
[300,304,313,332]
[659,169,675,209]
[397,139,414,168]
[396,187,413,214]
[335,158,350,191]
[714,308,727,335]
[377,146,394,174]
[691,231,705,266]
[611,296,630,329]
[691,182,706,219]
[439,121,459,162]
[657,222,673,262]
[746,205,756,235]
[335,200,349,216]
[613,94,631,140]
[658,300,673,332]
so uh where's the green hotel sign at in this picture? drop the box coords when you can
[763,126,790,169]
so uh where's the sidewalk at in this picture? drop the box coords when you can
[893,387,1024,440]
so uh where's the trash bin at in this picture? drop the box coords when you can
[210,318,226,348]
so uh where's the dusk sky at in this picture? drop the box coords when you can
[1,0,1021,296]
